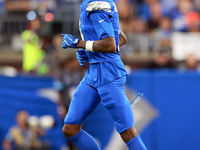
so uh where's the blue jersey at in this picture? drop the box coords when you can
[80,0,128,87]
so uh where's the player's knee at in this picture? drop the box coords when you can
[62,124,73,137]
[62,124,81,138]
[120,126,138,143]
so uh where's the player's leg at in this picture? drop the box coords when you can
[62,78,101,150]
[121,127,146,150]
[120,126,138,143]
[97,76,147,150]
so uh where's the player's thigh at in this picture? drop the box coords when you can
[64,79,101,125]
[97,76,134,133]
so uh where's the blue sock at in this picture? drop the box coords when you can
[126,135,147,150]
[68,129,101,150]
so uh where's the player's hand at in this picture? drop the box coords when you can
[61,34,80,49]
[76,49,88,66]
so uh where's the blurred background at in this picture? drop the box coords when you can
[0,0,200,150]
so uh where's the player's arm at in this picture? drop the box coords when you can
[80,11,116,53]
[77,37,116,53]
[62,35,116,53]
[62,12,116,53]
[119,29,127,47]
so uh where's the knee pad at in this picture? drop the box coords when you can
[64,112,80,125]
[108,103,134,133]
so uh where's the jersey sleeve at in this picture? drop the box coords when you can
[86,1,114,17]
[86,1,115,40]
[88,12,115,40]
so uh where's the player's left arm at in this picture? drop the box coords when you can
[77,36,116,53]
[79,14,127,53]
[81,12,116,53]
[62,34,116,53]
[62,12,116,53]
[62,33,116,54]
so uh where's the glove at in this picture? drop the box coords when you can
[76,49,88,66]
[61,34,80,49]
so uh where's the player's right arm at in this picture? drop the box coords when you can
[119,30,127,47]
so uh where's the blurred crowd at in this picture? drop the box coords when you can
[0,0,199,73]
[116,0,200,33]
[116,0,200,69]
[3,111,52,150]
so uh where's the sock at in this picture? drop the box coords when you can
[68,129,101,150]
[126,135,147,150]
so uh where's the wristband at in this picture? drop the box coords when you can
[86,41,94,52]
